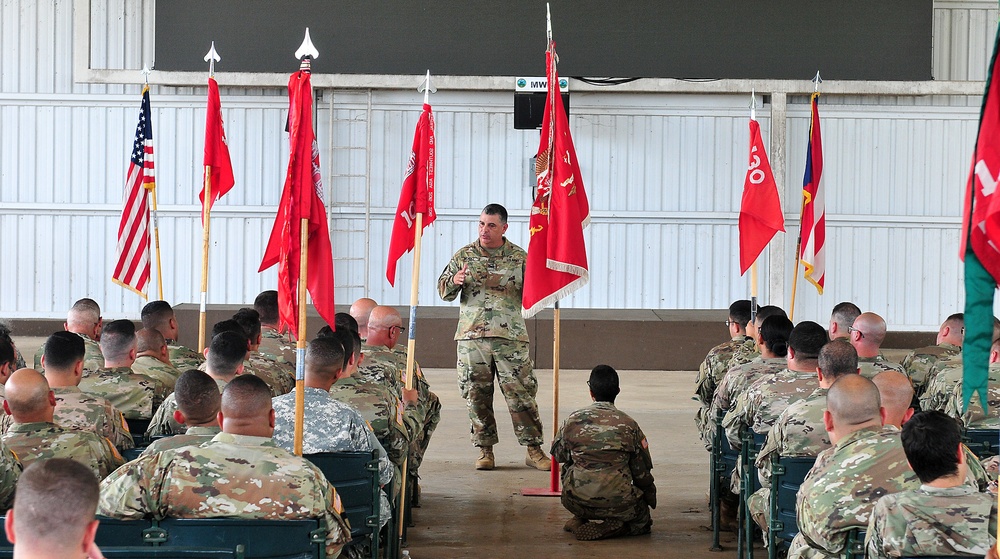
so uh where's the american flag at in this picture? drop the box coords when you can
[112,86,155,298]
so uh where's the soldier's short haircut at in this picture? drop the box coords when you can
[831,302,862,331]
[70,298,101,318]
[13,458,99,550]
[232,308,262,339]
[0,333,15,368]
[759,316,794,358]
[212,319,245,339]
[253,290,280,325]
[99,319,137,361]
[0,320,13,339]
[207,331,248,377]
[901,410,962,483]
[818,340,858,379]
[333,329,361,364]
[788,321,829,360]
[305,337,345,378]
[827,374,881,426]
[174,369,222,424]
[221,374,272,418]
[729,300,752,328]
[135,328,166,354]
[316,325,334,338]
[943,313,964,328]
[482,203,508,224]
[588,364,621,402]
[754,305,787,327]
[140,300,175,330]
[43,331,86,370]
[335,312,359,335]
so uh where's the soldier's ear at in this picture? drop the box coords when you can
[217,411,225,429]
[4,510,15,544]
[173,410,187,426]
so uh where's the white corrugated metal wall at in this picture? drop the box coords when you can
[0,0,996,330]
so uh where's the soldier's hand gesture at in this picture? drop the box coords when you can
[453,263,469,286]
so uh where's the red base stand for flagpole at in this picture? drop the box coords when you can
[521,459,560,496]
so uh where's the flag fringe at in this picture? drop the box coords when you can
[522,274,589,319]
[802,261,824,295]
[111,278,148,300]
[546,258,589,279]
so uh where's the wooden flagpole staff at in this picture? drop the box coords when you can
[292,28,319,457]
[198,43,220,353]
[749,90,759,323]
[789,71,821,321]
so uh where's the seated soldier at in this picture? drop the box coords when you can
[254,290,296,366]
[694,299,752,447]
[34,298,104,373]
[5,458,103,559]
[140,369,222,456]
[0,330,20,433]
[98,375,351,558]
[43,331,134,451]
[141,300,204,372]
[233,308,294,396]
[901,313,963,395]
[944,349,1000,429]
[788,375,919,559]
[132,328,180,391]
[83,319,165,420]
[866,410,997,559]
[2,368,123,479]
[146,330,246,437]
[849,312,906,378]
[935,338,1000,417]
[551,365,656,541]
[0,321,26,370]
[272,336,393,527]
[828,302,862,341]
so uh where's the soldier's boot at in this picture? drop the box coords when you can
[525,445,552,471]
[563,516,588,532]
[574,519,627,541]
[476,446,495,470]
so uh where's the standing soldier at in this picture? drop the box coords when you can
[437,203,550,471]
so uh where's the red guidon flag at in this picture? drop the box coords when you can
[258,66,336,338]
[522,40,590,319]
[800,93,826,293]
[386,103,436,286]
[199,77,235,217]
[738,119,784,275]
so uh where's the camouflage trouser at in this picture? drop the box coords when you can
[408,390,441,475]
[457,338,543,447]
[747,487,770,533]
[561,492,652,535]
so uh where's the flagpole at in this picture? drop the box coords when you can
[141,65,164,300]
[749,90,759,322]
[293,28,319,457]
[790,72,822,321]
[198,43,220,353]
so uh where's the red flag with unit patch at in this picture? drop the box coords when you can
[386,103,436,286]
[738,119,784,275]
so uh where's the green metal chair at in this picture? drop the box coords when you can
[156,518,327,559]
[767,456,815,559]
[962,428,999,459]
[101,547,236,558]
[710,408,739,551]
[738,431,767,559]
[304,450,382,559]
[843,528,867,559]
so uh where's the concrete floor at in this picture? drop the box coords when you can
[14,335,735,559]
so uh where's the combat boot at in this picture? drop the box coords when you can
[525,445,552,471]
[476,446,495,470]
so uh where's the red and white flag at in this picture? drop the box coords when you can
[522,41,590,319]
[738,119,784,275]
[800,93,826,294]
[112,86,155,298]
[200,77,235,216]
[386,103,436,286]
[259,66,336,339]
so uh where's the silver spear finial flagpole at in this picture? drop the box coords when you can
[546,3,553,44]
[813,70,822,93]
[140,65,151,85]
[750,88,757,121]
[422,70,431,104]
[204,42,220,78]
[295,27,319,60]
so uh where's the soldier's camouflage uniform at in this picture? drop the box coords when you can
[705,357,785,448]
[34,332,103,373]
[329,375,410,473]
[388,345,441,473]
[438,238,544,448]
[131,355,180,392]
[787,425,920,559]
[52,385,134,451]
[146,377,227,437]
[98,432,351,558]
[167,343,205,373]
[550,401,655,535]
[82,366,165,420]
[724,367,818,450]
[0,441,20,509]
[694,335,752,444]
[748,386,831,530]
[726,341,760,373]
[248,352,295,396]
[901,343,962,395]
[945,364,1000,428]
[3,421,123,479]
[13,344,25,370]
[858,355,906,380]
[259,327,296,366]
[140,426,221,457]
[273,386,393,527]
[0,386,10,435]
[865,484,997,559]
[922,363,998,413]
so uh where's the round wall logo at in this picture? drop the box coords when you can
[517,78,527,88]
[559,79,568,88]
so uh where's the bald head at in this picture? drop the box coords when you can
[367,306,403,348]
[826,375,883,442]
[872,371,915,428]
[851,312,888,356]
[4,368,55,423]
[350,298,378,337]
[65,299,101,339]
[219,375,274,437]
